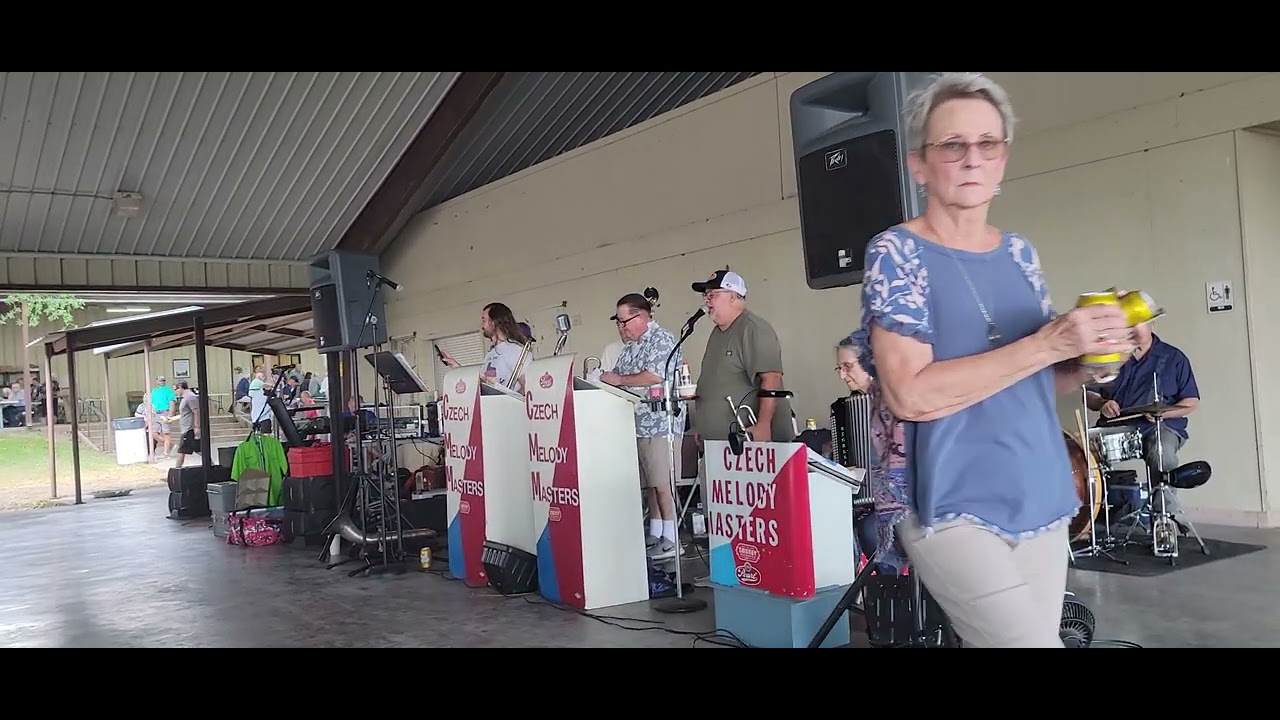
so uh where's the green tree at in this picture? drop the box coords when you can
[0,293,85,429]
[0,293,85,328]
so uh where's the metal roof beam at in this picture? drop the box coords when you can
[52,295,312,354]
[336,71,504,254]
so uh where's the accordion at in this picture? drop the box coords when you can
[830,393,872,468]
[830,393,874,506]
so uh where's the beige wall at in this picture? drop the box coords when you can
[381,72,856,427]
[382,72,1280,526]
[992,133,1257,520]
[0,305,323,420]
[1237,129,1280,524]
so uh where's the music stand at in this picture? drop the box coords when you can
[364,351,429,395]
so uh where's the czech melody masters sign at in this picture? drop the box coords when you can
[705,440,816,598]
[526,355,586,607]
[441,367,486,586]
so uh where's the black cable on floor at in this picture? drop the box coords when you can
[421,550,749,648]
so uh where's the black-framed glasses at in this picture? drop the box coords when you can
[924,138,1008,163]
[615,314,642,327]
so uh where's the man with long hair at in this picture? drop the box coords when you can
[441,302,530,388]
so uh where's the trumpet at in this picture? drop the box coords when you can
[582,356,601,378]
[726,395,758,429]
[505,340,534,391]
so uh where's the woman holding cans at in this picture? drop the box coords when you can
[850,72,1133,648]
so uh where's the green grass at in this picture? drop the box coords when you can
[0,429,167,509]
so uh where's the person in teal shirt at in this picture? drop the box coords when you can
[149,376,176,457]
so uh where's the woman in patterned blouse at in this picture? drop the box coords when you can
[851,72,1132,648]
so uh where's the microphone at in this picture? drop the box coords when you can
[682,307,705,334]
[366,270,402,291]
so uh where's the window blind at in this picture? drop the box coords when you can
[432,332,487,391]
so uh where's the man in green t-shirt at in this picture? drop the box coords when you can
[690,270,794,443]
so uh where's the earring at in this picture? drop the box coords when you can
[917,184,927,197]
[994,183,1003,196]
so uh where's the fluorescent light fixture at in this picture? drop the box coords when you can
[105,306,152,313]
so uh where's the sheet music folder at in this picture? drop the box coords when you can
[364,351,428,395]
[806,447,865,493]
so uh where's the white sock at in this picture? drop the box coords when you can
[649,519,662,538]
[662,520,677,543]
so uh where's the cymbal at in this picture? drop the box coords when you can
[1115,402,1179,417]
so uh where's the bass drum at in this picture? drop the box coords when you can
[1064,431,1104,543]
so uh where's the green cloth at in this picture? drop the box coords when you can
[231,434,289,506]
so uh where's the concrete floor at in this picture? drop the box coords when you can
[1,486,1276,648]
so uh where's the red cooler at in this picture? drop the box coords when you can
[288,443,349,478]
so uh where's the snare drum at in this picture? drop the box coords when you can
[1097,429,1143,466]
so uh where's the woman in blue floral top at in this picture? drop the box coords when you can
[851,72,1132,648]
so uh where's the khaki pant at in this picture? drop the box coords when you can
[897,516,1068,648]
[637,437,681,489]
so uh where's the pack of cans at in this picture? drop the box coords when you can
[1074,288,1161,380]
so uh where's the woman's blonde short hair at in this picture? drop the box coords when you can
[903,72,1017,150]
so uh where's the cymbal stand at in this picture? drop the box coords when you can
[1072,386,1127,565]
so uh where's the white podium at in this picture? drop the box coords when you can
[524,353,650,610]
[441,365,533,586]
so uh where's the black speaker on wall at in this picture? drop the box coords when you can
[789,72,935,289]
[308,250,389,353]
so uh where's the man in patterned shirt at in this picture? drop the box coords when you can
[600,292,682,560]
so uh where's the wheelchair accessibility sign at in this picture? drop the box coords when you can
[1206,281,1234,314]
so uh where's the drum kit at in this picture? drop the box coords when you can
[1064,288,1212,566]
[1066,388,1211,567]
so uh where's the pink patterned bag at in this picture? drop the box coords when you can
[226,508,285,547]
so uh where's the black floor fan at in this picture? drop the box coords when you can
[1060,592,1096,648]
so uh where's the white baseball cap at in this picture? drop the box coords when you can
[691,270,747,297]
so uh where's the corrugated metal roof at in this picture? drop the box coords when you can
[0,72,458,262]
[415,72,762,211]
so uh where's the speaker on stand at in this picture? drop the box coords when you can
[788,72,936,289]
[307,249,407,576]
[308,250,389,354]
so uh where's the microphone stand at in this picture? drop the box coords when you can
[320,276,406,577]
[651,311,707,614]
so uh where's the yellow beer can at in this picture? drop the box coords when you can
[1075,291,1123,366]
[1115,288,1160,327]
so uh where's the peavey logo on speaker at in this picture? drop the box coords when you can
[825,148,847,171]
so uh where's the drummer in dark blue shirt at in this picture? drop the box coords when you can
[1085,321,1200,476]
